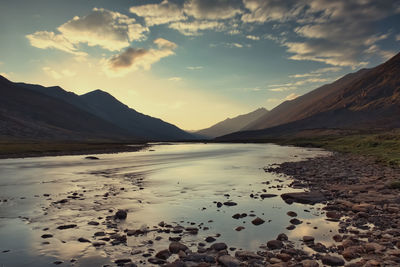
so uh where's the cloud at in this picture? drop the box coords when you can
[26,31,86,56]
[104,38,177,76]
[268,86,297,92]
[242,0,302,23]
[397,34,400,41]
[187,66,203,70]
[242,0,400,67]
[169,20,225,36]
[284,93,299,101]
[168,77,182,81]
[57,8,148,51]
[129,0,186,26]
[246,35,260,40]
[184,0,242,20]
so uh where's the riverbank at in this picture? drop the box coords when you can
[0,141,148,159]
[264,152,400,266]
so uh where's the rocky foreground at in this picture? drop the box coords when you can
[101,153,399,266]
[141,153,400,267]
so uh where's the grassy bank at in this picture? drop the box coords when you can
[0,141,147,158]
[276,130,400,167]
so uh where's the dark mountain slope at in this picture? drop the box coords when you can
[218,52,400,141]
[0,76,129,140]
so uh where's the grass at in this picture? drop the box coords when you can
[0,141,146,158]
[276,130,400,167]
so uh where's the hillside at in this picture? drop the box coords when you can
[218,52,400,141]
[195,108,268,138]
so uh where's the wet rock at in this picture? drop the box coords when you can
[277,233,288,241]
[352,203,374,213]
[260,194,277,199]
[223,201,237,206]
[333,234,342,242]
[267,240,283,250]
[53,261,63,265]
[94,231,105,236]
[155,249,171,260]
[185,227,198,234]
[286,225,295,230]
[85,156,99,160]
[92,241,106,247]
[217,202,223,208]
[277,253,292,262]
[41,234,53,239]
[232,213,241,219]
[114,259,131,265]
[57,224,77,230]
[169,242,188,254]
[342,246,362,261]
[115,209,127,220]
[326,211,342,220]
[218,255,241,267]
[235,226,245,231]
[281,192,326,204]
[87,221,99,226]
[78,237,91,243]
[235,250,263,260]
[205,236,216,243]
[321,255,345,266]
[251,217,265,225]
[211,242,227,251]
[169,236,181,242]
[287,211,297,217]
[148,257,166,264]
[303,236,315,243]
[289,218,302,225]
[364,242,385,253]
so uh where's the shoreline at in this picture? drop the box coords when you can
[0,143,149,159]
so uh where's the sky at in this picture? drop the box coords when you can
[0,0,399,130]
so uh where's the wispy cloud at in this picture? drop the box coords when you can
[246,35,260,40]
[284,93,299,101]
[129,0,185,26]
[169,20,225,36]
[168,76,182,81]
[187,66,203,70]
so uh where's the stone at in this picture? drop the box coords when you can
[218,255,241,267]
[281,192,326,204]
[287,211,297,217]
[85,156,99,160]
[260,194,277,199]
[290,218,302,225]
[205,236,216,243]
[115,209,127,220]
[277,233,288,241]
[57,224,77,230]
[326,211,342,220]
[321,255,345,266]
[169,242,188,254]
[333,234,342,242]
[211,242,227,251]
[251,217,265,225]
[277,253,292,262]
[78,237,91,243]
[155,249,171,260]
[235,226,245,231]
[41,234,53,239]
[223,201,237,206]
[267,240,283,250]
[235,250,263,260]
[303,236,315,243]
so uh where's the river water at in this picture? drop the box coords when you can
[0,143,338,266]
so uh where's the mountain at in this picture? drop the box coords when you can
[195,108,268,138]
[78,90,193,140]
[0,76,128,140]
[2,77,194,141]
[218,52,400,141]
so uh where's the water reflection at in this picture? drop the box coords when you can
[0,143,334,266]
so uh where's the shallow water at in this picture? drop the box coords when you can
[0,143,338,266]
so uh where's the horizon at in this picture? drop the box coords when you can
[1,0,399,129]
